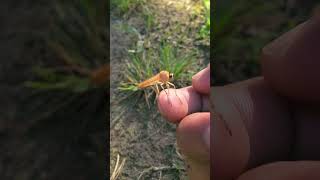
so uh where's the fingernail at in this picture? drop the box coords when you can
[203,126,210,150]
[192,67,205,84]
[192,71,200,81]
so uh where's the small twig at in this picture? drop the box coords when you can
[111,154,126,180]
[137,166,183,180]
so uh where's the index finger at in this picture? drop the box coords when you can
[261,13,320,102]
[192,64,210,95]
[157,87,209,123]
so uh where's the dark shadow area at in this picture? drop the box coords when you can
[213,0,319,85]
[0,1,108,179]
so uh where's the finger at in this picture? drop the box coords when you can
[261,13,320,103]
[212,77,294,179]
[238,161,320,180]
[157,86,208,123]
[177,112,210,160]
[192,64,210,95]
[212,86,250,180]
[177,112,210,180]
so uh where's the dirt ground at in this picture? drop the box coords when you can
[110,0,208,179]
[110,0,318,179]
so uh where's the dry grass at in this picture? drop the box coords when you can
[111,154,127,180]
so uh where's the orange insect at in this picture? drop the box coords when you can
[138,71,180,101]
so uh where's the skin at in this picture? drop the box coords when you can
[157,12,320,180]
[236,13,320,180]
[157,64,210,179]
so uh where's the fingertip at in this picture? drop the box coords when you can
[192,66,210,95]
[157,87,204,123]
[157,89,188,123]
[177,112,210,160]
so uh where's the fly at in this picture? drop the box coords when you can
[138,71,181,103]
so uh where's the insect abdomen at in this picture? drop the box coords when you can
[137,75,160,88]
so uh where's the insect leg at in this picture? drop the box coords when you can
[159,83,168,95]
[167,82,182,103]
[160,83,171,105]
[154,84,160,99]
[165,83,170,96]
[167,82,175,88]
[150,85,157,104]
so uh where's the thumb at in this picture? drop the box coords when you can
[212,86,250,180]
[212,77,293,179]
[177,112,210,180]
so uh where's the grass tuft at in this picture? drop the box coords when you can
[199,0,210,38]
[118,40,195,106]
[111,0,145,15]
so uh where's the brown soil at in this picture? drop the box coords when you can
[110,0,208,179]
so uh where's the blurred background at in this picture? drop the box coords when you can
[213,0,319,86]
[110,0,209,179]
[0,1,107,179]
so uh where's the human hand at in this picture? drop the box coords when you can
[157,64,210,180]
[213,11,320,180]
